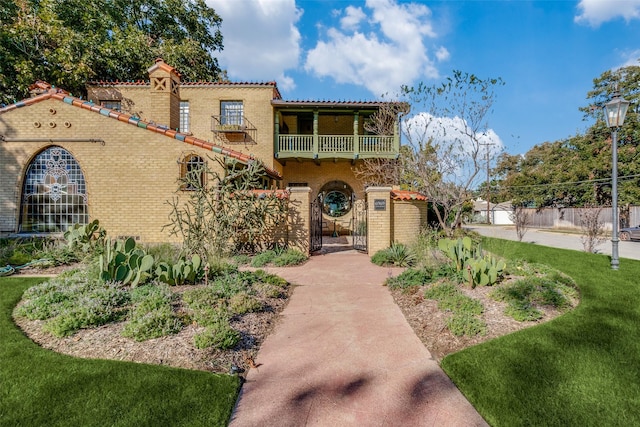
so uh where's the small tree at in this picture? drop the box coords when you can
[509,205,531,242]
[579,205,607,253]
[165,158,288,257]
[400,71,504,235]
[352,102,409,187]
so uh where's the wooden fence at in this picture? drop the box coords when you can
[521,205,640,230]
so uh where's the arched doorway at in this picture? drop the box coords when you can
[19,146,88,233]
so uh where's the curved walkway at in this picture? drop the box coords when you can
[229,249,487,426]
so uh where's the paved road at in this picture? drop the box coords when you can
[466,224,640,261]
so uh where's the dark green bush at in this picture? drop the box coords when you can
[371,243,416,267]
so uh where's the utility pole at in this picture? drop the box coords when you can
[480,142,494,224]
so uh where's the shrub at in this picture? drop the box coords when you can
[122,306,182,341]
[193,317,240,350]
[386,268,432,290]
[491,267,577,322]
[122,284,181,341]
[446,313,487,336]
[16,272,127,332]
[437,293,484,315]
[41,284,128,337]
[251,250,277,267]
[144,243,181,264]
[182,287,222,311]
[504,302,543,322]
[228,292,262,315]
[272,249,307,266]
[424,282,459,300]
[371,242,416,267]
[424,282,486,336]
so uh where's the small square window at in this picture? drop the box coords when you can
[179,155,206,190]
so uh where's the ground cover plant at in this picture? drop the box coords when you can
[1,277,241,426]
[14,265,291,373]
[442,238,640,426]
[387,231,579,358]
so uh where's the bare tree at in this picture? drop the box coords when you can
[509,205,531,241]
[579,205,607,253]
[400,71,504,235]
[352,102,409,187]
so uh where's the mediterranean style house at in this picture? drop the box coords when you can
[0,59,426,254]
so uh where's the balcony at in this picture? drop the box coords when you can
[275,134,398,161]
[211,115,257,144]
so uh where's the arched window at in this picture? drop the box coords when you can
[20,146,88,233]
[180,154,206,190]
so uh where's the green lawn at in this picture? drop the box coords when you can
[442,238,640,426]
[0,277,241,427]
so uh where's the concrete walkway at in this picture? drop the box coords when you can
[229,248,488,426]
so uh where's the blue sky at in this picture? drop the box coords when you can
[208,0,640,155]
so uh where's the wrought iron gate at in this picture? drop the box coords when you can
[352,198,367,252]
[310,194,323,252]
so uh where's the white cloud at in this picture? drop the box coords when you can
[403,112,503,183]
[304,0,444,97]
[341,6,366,31]
[435,46,450,62]
[206,0,302,91]
[619,49,640,67]
[575,0,640,27]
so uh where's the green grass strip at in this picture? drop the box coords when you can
[0,277,240,427]
[442,238,640,426]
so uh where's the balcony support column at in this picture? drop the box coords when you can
[274,112,280,155]
[313,110,319,158]
[353,111,360,158]
[393,116,400,156]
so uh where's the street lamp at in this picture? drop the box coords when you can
[603,90,630,270]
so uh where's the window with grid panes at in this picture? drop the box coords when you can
[220,101,243,126]
[180,101,190,132]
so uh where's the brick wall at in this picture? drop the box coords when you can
[391,200,428,245]
[87,83,282,176]
[0,98,224,243]
[366,187,392,255]
[286,187,310,255]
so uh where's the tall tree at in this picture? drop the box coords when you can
[0,0,223,104]
[494,65,640,208]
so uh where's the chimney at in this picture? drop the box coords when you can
[147,58,181,129]
[28,81,53,97]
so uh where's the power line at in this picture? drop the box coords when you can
[494,173,640,191]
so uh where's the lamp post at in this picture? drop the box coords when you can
[603,90,630,270]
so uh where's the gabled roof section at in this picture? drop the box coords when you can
[0,87,282,180]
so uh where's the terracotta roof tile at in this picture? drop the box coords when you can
[390,190,427,201]
[0,87,282,180]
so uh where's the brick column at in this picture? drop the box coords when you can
[366,186,392,255]
[287,187,311,255]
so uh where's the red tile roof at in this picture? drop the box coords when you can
[391,190,427,201]
[0,87,282,180]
